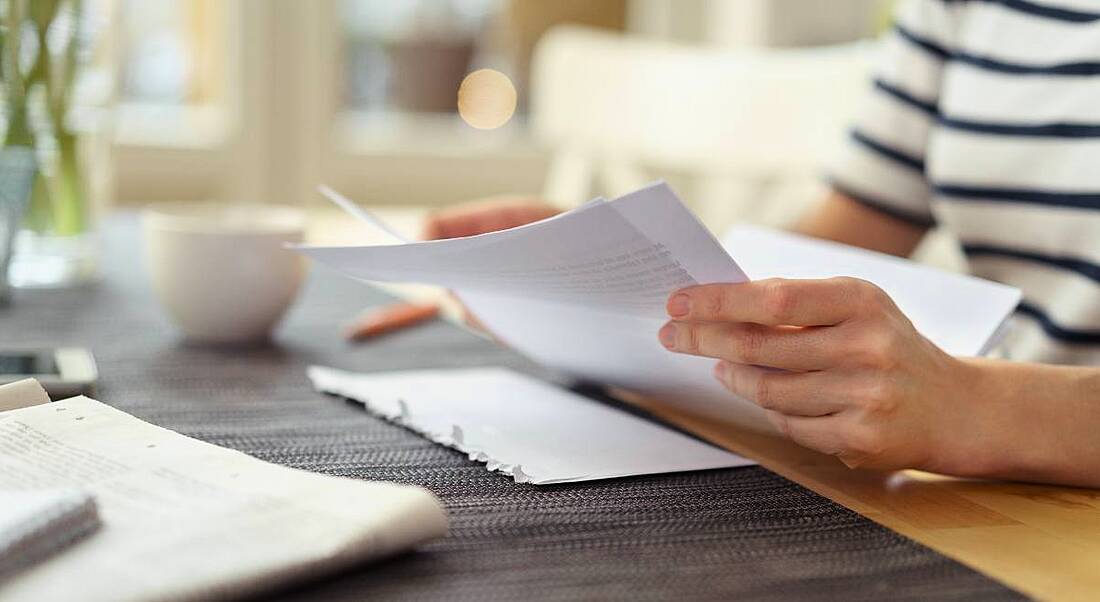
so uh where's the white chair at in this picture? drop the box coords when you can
[528,26,872,233]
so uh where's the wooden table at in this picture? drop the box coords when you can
[635,400,1100,601]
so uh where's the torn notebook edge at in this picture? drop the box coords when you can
[308,366,756,485]
[307,366,538,484]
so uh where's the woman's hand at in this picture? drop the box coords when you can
[422,195,560,334]
[659,277,985,473]
[421,196,561,240]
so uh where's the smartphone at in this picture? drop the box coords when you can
[0,348,98,399]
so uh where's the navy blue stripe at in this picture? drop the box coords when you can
[940,117,1100,138]
[875,78,1100,138]
[957,52,1100,76]
[964,243,1100,284]
[994,0,1100,22]
[935,184,1100,210]
[946,0,1100,23]
[1016,301,1100,344]
[895,24,952,60]
[896,23,1100,76]
[873,79,939,116]
[829,179,937,228]
[851,130,926,172]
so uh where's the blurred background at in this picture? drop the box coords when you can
[1,0,930,354]
[108,0,893,217]
[2,0,902,266]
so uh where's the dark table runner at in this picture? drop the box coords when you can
[0,215,1022,601]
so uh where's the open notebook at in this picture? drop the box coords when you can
[0,392,447,602]
[298,182,1021,432]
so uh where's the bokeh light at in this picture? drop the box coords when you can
[457,69,517,130]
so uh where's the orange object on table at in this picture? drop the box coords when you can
[344,301,440,341]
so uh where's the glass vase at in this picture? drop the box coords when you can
[8,124,111,289]
[0,147,38,303]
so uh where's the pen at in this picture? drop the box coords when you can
[344,301,440,341]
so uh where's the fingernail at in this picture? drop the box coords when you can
[658,323,677,348]
[713,362,728,380]
[667,293,690,318]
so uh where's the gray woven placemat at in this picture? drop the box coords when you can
[0,215,1023,601]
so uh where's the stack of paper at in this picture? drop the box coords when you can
[298,182,1020,431]
[0,395,447,602]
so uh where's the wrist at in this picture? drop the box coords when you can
[917,357,1100,487]
[920,358,1021,478]
[927,358,1073,481]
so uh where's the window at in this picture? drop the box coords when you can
[113,0,554,207]
[109,0,880,209]
[119,0,193,104]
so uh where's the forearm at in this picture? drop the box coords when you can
[933,358,1100,487]
[797,191,929,258]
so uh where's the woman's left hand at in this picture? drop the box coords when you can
[659,277,981,472]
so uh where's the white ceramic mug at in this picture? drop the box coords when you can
[143,203,308,345]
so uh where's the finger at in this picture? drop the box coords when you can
[713,362,847,416]
[422,210,492,240]
[421,214,445,240]
[667,277,881,326]
[478,206,547,235]
[659,320,839,370]
[422,199,558,240]
[764,410,849,458]
[421,213,451,240]
[499,204,561,230]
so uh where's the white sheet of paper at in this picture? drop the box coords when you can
[300,184,744,315]
[0,396,447,602]
[297,182,1020,432]
[309,366,754,484]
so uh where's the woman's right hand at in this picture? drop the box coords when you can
[421,195,561,241]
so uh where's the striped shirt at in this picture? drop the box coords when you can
[831,0,1100,365]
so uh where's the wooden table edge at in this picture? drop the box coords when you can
[619,392,1100,602]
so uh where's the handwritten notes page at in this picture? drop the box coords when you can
[297,182,1020,431]
[0,397,447,602]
